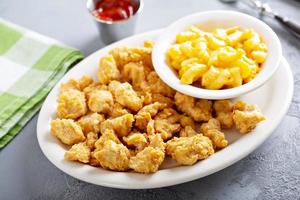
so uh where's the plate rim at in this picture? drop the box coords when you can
[36,30,294,189]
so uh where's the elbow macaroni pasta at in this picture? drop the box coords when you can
[167,26,268,89]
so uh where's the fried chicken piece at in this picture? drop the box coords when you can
[180,126,197,137]
[155,108,181,123]
[95,129,120,150]
[85,132,98,150]
[64,142,91,163]
[154,120,181,140]
[166,134,214,165]
[51,119,85,145]
[122,62,148,91]
[213,100,234,129]
[100,114,134,137]
[179,115,196,129]
[174,92,212,122]
[147,71,175,98]
[108,81,143,112]
[94,140,130,171]
[200,118,228,149]
[57,89,87,119]
[108,103,130,118]
[83,83,108,98]
[77,113,104,134]
[135,102,166,130]
[129,135,165,173]
[151,93,174,108]
[87,89,114,114]
[123,133,148,151]
[146,119,155,136]
[60,75,93,93]
[109,46,152,69]
[233,101,266,134]
[97,54,120,84]
[89,151,100,167]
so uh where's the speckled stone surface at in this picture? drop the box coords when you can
[0,0,299,199]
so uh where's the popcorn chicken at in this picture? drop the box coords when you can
[179,115,196,129]
[151,93,174,108]
[57,89,87,119]
[98,54,120,84]
[110,46,152,69]
[87,90,114,114]
[147,71,175,97]
[180,126,197,137]
[200,118,228,149]
[122,62,148,91]
[155,108,181,123]
[51,119,85,145]
[174,92,212,122]
[148,134,165,151]
[108,103,129,118]
[233,101,265,134]
[166,134,214,165]
[60,75,93,93]
[154,119,181,140]
[64,142,90,163]
[146,119,155,136]
[83,83,108,98]
[85,132,98,150]
[109,81,143,112]
[213,100,234,129]
[95,129,120,150]
[135,102,166,130]
[90,151,100,167]
[129,135,165,173]
[123,133,148,151]
[77,113,104,134]
[100,114,134,137]
[94,140,130,171]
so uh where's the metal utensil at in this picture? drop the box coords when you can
[220,0,300,39]
[87,0,143,44]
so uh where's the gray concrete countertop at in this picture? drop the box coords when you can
[0,0,299,199]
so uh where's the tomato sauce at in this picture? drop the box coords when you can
[92,0,139,22]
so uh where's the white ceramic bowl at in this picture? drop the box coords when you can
[152,10,282,99]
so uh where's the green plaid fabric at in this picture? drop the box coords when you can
[0,19,84,148]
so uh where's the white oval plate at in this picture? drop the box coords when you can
[37,30,293,189]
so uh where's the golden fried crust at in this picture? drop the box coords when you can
[64,142,91,163]
[98,54,120,84]
[174,92,212,122]
[89,151,101,167]
[109,46,152,69]
[146,120,155,136]
[87,90,114,114]
[51,119,85,145]
[151,94,174,108]
[94,140,130,171]
[129,147,164,173]
[180,126,197,137]
[129,134,165,173]
[213,100,233,129]
[166,134,214,165]
[154,119,181,141]
[123,133,148,151]
[233,101,265,134]
[57,89,87,119]
[147,71,175,98]
[200,118,228,149]
[100,114,134,137]
[94,129,120,150]
[135,102,166,130]
[77,113,104,135]
[60,79,79,93]
[122,62,147,91]
[108,103,130,118]
[179,115,196,129]
[78,75,94,91]
[109,81,143,112]
[85,132,98,150]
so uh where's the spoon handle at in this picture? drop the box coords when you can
[274,14,300,39]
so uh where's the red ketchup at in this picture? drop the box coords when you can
[92,0,139,22]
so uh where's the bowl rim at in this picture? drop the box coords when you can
[152,10,282,99]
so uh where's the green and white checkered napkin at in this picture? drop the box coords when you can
[0,19,84,148]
